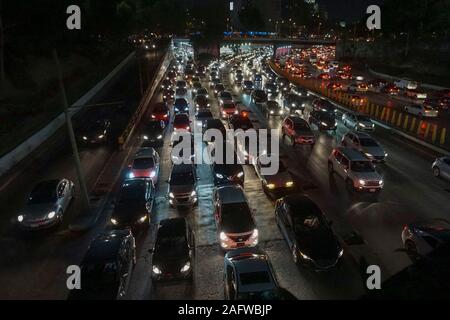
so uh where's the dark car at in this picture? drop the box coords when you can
[191,82,202,96]
[202,118,226,136]
[162,88,175,102]
[275,194,343,270]
[196,87,209,98]
[283,93,305,115]
[265,100,284,117]
[194,94,209,110]
[290,85,309,97]
[160,79,173,91]
[242,80,254,93]
[151,218,195,281]
[195,110,214,126]
[79,119,111,145]
[276,77,290,91]
[212,148,244,186]
[224,247,297,300]
[68,229,136,300]
[171,132,195,164]
[281,116,315,146]
[173,98,189,114]
[168,164,198,207]
[312,99,337,114]
[173,113,191,132]
[308,110,337,131]
[110,179,154,229]
[264,82,279,97]
[214,84,225,96]
[235,74,244,85]
[228,113,254,130]
[251,90,268,104]
[141,120,165,147]
[151,102,170,124]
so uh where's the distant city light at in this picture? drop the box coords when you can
[230,2,233,11]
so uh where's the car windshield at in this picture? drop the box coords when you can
[175,99,187,106]
[356,115,371,122]
[293,121,310,131]
[239,271,271,286]
[154,104,167,112]
[174,116,189,124]
[221,203,255,232]
[171,171,194,185]
[28,182,57,204]
[118,183,145,202]
[223,102,235,109]
[359,138,378,147]
[221,93,232,100]
[132,157,154,169]
[197,111,212,118]
[146,122,162,130]
[351,161,375,172]
[197,89,207,95]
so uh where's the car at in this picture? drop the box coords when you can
[128,147,160,184]
[141,120,165,147]
[110,178,154,228]
[242,80,254,93]
[341,132,387,162]
[16,179,75,231]
[160,79,173,90]
[347,82,368,93]
[68,229,136,300]
[194,94,210,110]
[171,132,195,164]
[202,118,226,136]
[342,112,375,131]
[224,247,297,300]
[327,82,343,91]
[276,77,289,91]
[79,119,111,145]
[212,149,245,187]
[406,89,427,100]
[432,157,450,180]
[264,82,279,97]
[173,98,190,114]
[175,80,187,90]
[312,99,337,114]
[402,219,450,260]
[350,94,368,106]
[395,79,418,90]
[168,164,198,208]
[281,116,315,146]
[151,218,195,281]
[404,104,439,118]
[328,147,384,192]
[151,102,170,124]
[228,112,253,130]
[283,93,305,115]
[214,83,225,96]
[173,113,191,132]
[265,100,284,117]
[254,155,294,196]
[290,85,309,97]
[218,91,233,104]
[234,74,243,85]
[382,83,400,95]
[308,110,337,131]
[162,88,175,102]
[167,70,177,81]
[196,87,209,98]
[213,185,257,250]
[175,87,187,97]
[220,101,238,119]
[251,90,268,104]
[195,109,214,126]
[275,194,343,270]
[191,81,202,96]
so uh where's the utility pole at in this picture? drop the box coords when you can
[53,49,90,212]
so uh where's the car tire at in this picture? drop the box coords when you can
[328,161,334,174]
[432,166,440,177]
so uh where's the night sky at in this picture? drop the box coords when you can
[318,0,385,21]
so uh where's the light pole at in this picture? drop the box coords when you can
[53,49,90,213]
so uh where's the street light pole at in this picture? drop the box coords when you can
[53,49,90,212]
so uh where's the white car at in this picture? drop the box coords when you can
[402,219,450,259]
[404,104,438,118]
[254,155,294,196]
[395,79,418,90]
[341,132,387,162]
[342,112,375,132]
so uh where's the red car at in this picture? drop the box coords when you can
[173,113,191,132]
[282,116,315,146]
[151,102,170,124]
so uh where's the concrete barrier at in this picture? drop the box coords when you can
[0,52,136,177]
[368,68,449,91]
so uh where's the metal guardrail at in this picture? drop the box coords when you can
[117,48,173,149]
[270,62,449,151]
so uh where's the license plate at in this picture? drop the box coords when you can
[369,188,376,192]
[236,242,245,247]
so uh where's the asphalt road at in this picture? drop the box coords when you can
[0,47,163,299]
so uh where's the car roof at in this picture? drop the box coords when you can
[157,218,187,238]
[82,230,130,264]
[288,115,308,124]
[135,147,157,158]
[336,147,368,161]
[216,185,247,204]
[282,194,322,217]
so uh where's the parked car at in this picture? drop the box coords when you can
[168,164,198,208]
[328,147,384,192]
[68,229,136,300]
[213,185,257,250]
[16,179,75,231]
[110,178,154,228]
[275,194,343,270]
[151,218,195,281]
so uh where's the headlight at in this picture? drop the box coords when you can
[215,173,224,179]
[237,172,244,178]
[379,179,384,186]
[138,215,148,223]
[364,153,373,158]
[157,135,163,139]
[220,232,229,241]
[270,110,274,114]
[384,152,388,157]
[249,229,259,246]
[152,266,162,274]
[234,110,239,114]
[47,211,56,219]
[17,215,24,222]
[266,183,276,190]
[191,190,196,197]
[321,122,328,126]
[286,181,294,187]
[169,192,175,199]
[82,136,87,141]
[128,172,135,179]
[143,135,149,140]
[111,218,118,225]
[150,171,156,178]
[180,262,191,273]
[358,122,366,127]
[358,179,366,186]
[300,252,312,261]
[338,249,344,258]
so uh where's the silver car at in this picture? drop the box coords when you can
[432,157,450,180]
[341,132,388,162]
[17,179,75,230]
[342,112,375,132]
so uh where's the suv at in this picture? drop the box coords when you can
[213,185,257,250]
[69,229,136,300]
[151,218,195,281]
[281,116,315,146]
[168,164,198,208]
[251,90,268,104]
[341,132,387,162]
[328,147,384,192]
